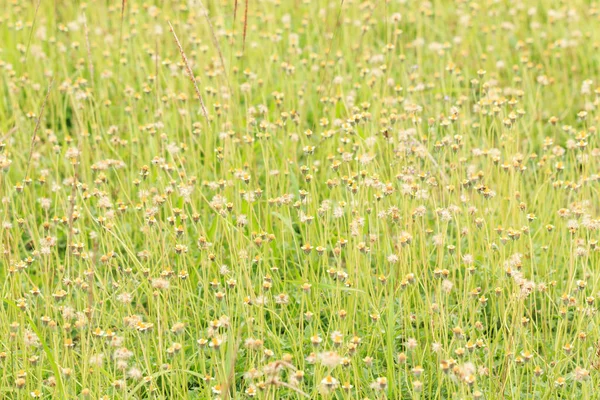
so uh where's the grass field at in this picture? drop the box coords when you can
[1,0,600,398]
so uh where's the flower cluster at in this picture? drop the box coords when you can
[0,0,599,398]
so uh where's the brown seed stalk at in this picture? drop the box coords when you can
[243,0,249,52]
[198,0,232,97]
[167,21,209,119]
[26,77,54,175]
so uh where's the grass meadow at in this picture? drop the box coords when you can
[1,0,600,398]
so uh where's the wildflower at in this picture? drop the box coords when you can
[320,375,339,393]
[318,351,341,368]
[370,377,388,391]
